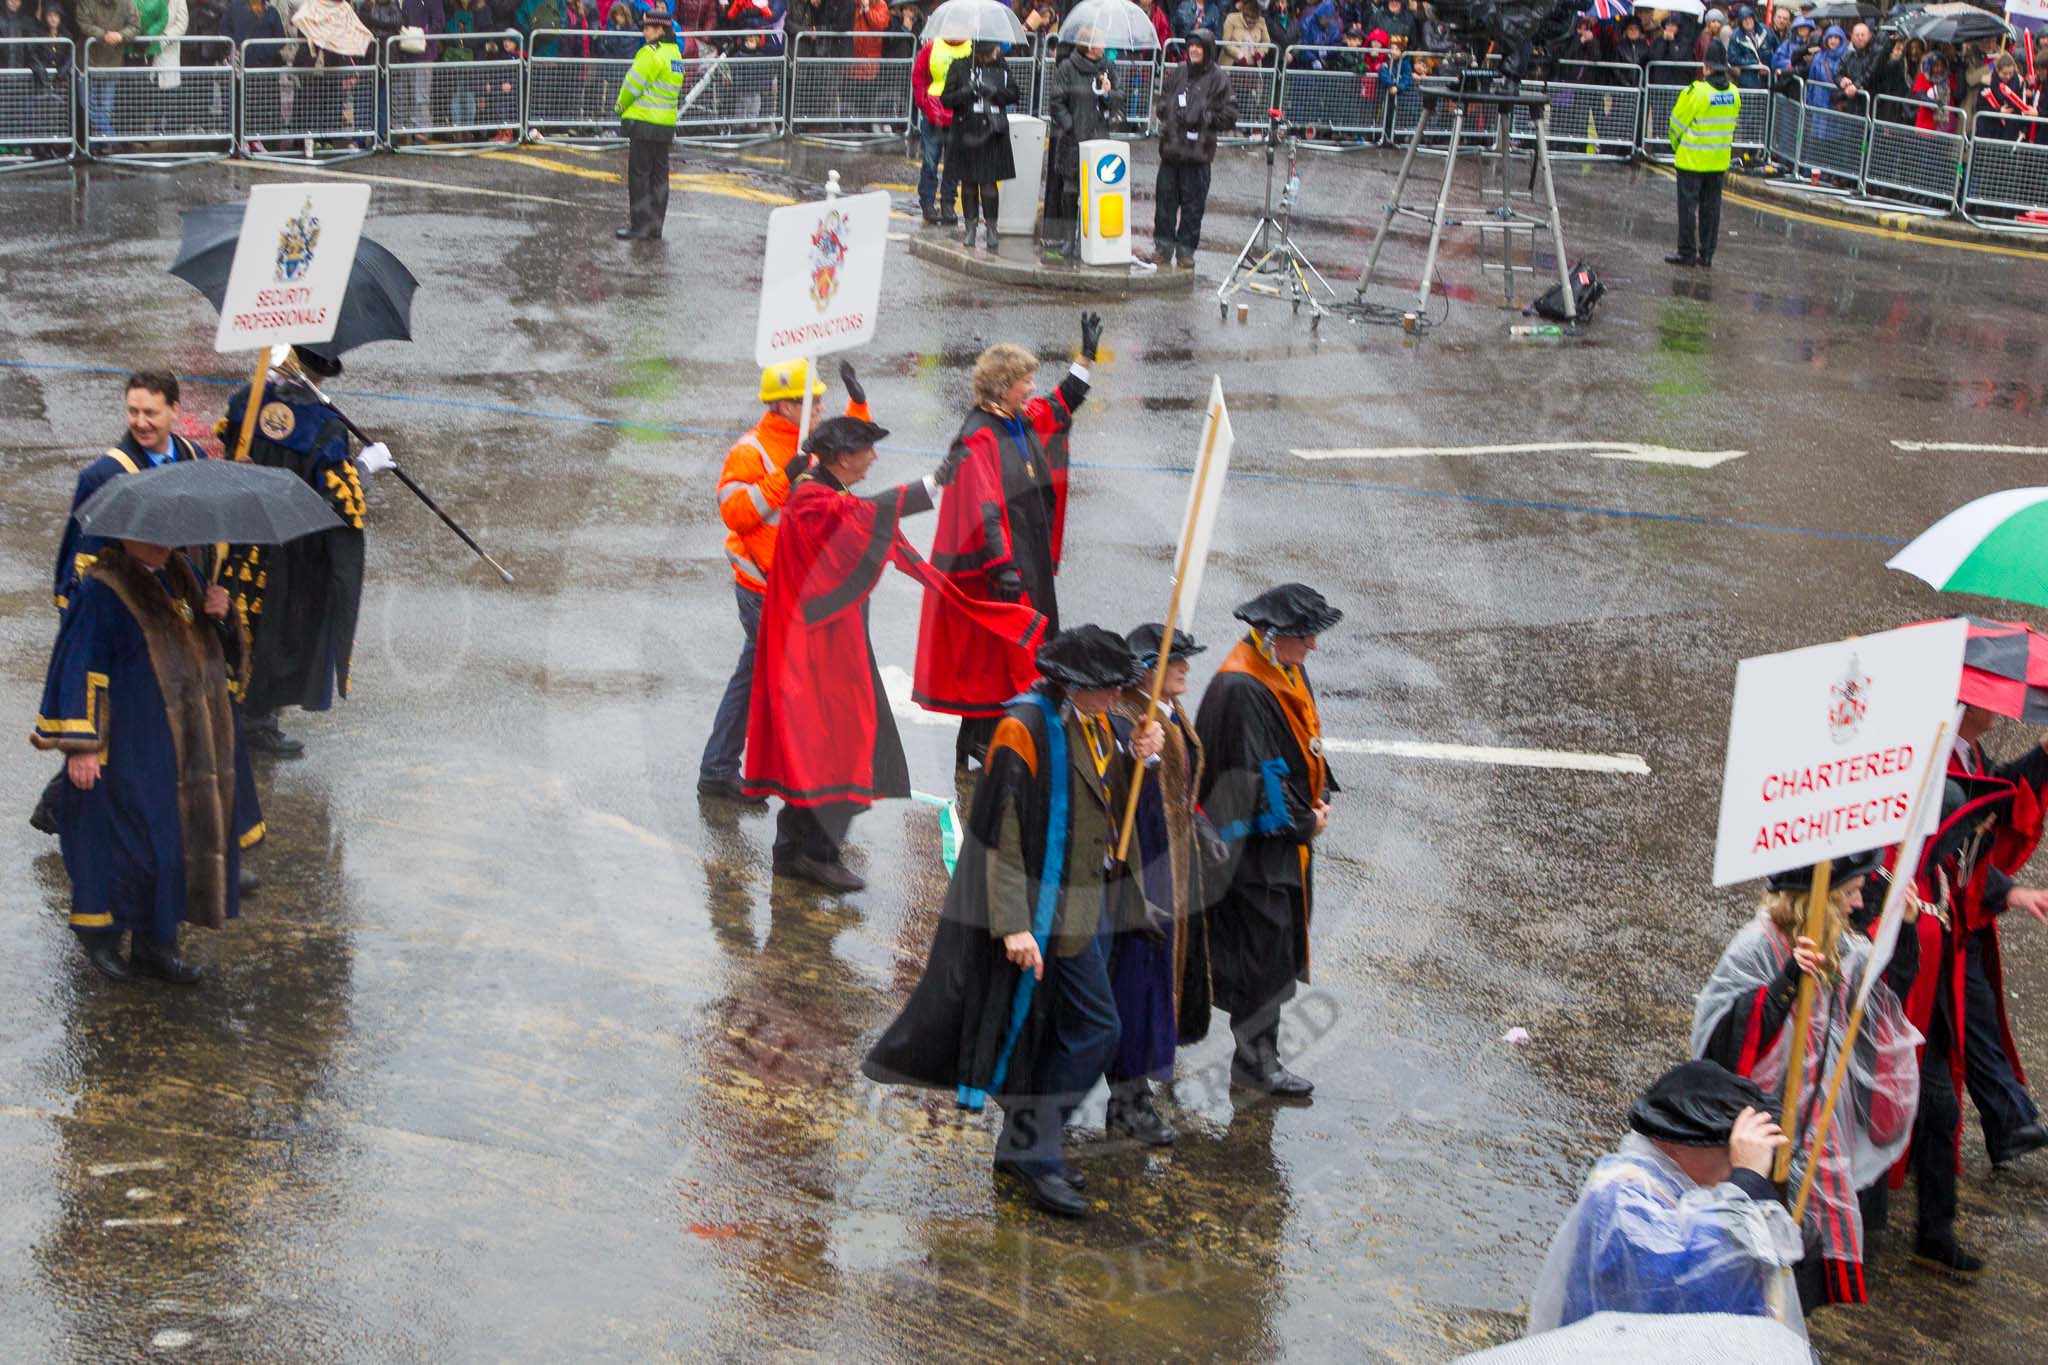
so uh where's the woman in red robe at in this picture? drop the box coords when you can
[745,416,1048,893]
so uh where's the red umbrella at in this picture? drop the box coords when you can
[1917,616,2048,724]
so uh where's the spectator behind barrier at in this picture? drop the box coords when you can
[1219,0,1267,67]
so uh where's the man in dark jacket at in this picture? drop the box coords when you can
[1148,27,1236,268]
[1042,33,1117,257]
[1834,20,1879,115]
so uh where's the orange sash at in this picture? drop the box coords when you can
[1216,632,1327,803]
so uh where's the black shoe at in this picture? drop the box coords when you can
[696,778,767,807]
[1990,1122,2048,1168]
[615,226,641,240]
[84,938,132,981]
[244,718,304,758]
[939,211,959,227]
[1913,1236,1986,1278]
[921,207,940,225]
[1663,253,1697,267]
[1231,1059,1315,1100]
[1697,257,1713,270]
[30,770,63,835]
[996,1162,1089,1218]
[775,854,866,894]
[239,865,260,895]
[1061,1162,1087,1192]
[1107,1086,1175,1147]
[131,938,203,986]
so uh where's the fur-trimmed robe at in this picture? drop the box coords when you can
[32,546,242,937]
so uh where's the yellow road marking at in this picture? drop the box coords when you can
[480,150,620,183]
[481,149,799,204]
[1645,163,2046,261]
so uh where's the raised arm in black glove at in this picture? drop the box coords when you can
[838,359,866,407]
[1079,310,1103,362]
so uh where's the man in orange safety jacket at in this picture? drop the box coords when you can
[697,357,873,804]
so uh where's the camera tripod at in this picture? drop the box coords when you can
[1354,78,1577,325]
[1216,109,1335,328]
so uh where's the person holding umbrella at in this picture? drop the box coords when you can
[941,38,1022,251]
[216,347,395,757]
[1041,20,1119,260]
[30,460,340,983]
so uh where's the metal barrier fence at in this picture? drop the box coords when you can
[1770,83,1865,192]
[0,37,75,171]
[385,32,523,153]
[1642,79,1769,162]
[1163,38,1275,143]
[1507,64,1644,161]
[1276,45,1390,147]
[1007,36,1040,123]
[677,32,786,146]
[81,36,235,168]
[526,30,633,147]
[1036,45,1156,136]
[788,30,913,146]
[1391,75,1498,154]
[238,40,378,164]
[1962,108,2048,234]
[1860,94,1963,211]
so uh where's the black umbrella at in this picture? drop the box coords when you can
[1892,3,2011,45]
[169,202,419,357]
[1799,1,1870,22]
[76,459,344,547]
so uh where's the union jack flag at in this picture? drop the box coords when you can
[1583,0,1632,18]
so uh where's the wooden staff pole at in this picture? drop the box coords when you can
[1113,393,1226,863]
[1789,718,1952,1224]
[1772,857,1834,1185]
[212,345,272,585]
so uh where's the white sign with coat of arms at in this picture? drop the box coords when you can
[753,190,891,368]
[1711,618,1967,886]
[213,182,372,354]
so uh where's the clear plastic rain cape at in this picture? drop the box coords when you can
[1527,1133,1805,1335]
[1689,916,1922,1288]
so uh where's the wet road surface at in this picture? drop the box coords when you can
[2,139,2047,1361]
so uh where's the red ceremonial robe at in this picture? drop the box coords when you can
[913,370,1087,718]
[745,467,1050,807]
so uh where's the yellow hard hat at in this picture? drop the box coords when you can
[759,360,828,404]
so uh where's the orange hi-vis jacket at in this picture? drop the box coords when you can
[717,398,871,591]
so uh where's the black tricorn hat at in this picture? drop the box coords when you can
[1126,622,1205,670]
[1234,583,1343,637]
[1764,846,1885,893]
[1703,39,1731,72]
[1628,1060,1769,1147]
[802,415,890,459]
[1037,625,1141,690]
[292,344,344,378]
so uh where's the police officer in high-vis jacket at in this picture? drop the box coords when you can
[1666,41,1741,269]
[616,3,686,241]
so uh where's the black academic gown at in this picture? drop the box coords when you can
[1194,647,1339,1020]
[862,687,1137,1110]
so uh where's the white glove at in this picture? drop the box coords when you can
[356,441,395,476]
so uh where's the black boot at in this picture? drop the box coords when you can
[243,712,304,758]
[1231,1028,1313,1100]
[131,935,203,985]
[1106,1081,1174,1146]
[82,935,132,981]
[985,222,1000,255]
[1913,1234,1986,1278]
[961,215,979,249]
[1990,1122,2048,1167]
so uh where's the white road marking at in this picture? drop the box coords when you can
[102,1216,187,1229]
[1892,440,2048,455]
[1292,441,1746,469]
[150,1300,253,1321]
[88,1159,167,1177]
[1327,738,1650,775]
[125,1187,154,1201]
[884,666,1648,774]
[151,1329,197,1350]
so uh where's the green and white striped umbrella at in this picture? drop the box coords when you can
[1889,488,2048,609]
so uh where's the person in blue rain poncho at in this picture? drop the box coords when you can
[1526,1060,1807,1337]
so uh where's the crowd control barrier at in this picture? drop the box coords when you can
[1507,63,1644,161]
[676,32,785,148]
[1859,94,1964,212]
[1277,45,1393,149]
[383,32,524,154]
[1163,38,1276,143]
[526,30,634,147]
[237,40,378,164]
[1961,108,2048,234]
[787,30,914,147]
[81,37,235,168]
[1642,78,1769,164]
[0,36,75,172]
